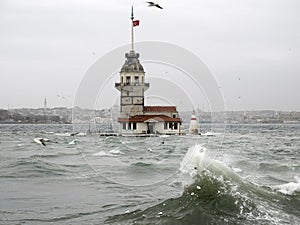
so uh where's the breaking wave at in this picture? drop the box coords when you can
[107,145,300,225]
[273,176,300,195]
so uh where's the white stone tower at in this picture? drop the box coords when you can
[114,6,182,136]
[115,51,149,118]
[115,7,149,118]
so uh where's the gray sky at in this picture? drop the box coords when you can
[1,0,300,111]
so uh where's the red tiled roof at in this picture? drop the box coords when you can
[118,115,181,123]
[144,106,177,113]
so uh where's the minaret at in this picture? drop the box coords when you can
[43,98,47,123]
[44,98,47,109]
[115,6,149,118]
[189,110,199,134]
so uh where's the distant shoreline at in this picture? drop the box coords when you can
[0,107,299,125]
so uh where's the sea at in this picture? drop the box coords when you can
[0,123,299,225]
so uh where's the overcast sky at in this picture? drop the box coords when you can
[1,0,299,111]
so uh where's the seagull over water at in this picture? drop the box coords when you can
[146,2,163,9]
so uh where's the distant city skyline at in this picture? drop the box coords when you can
[1,0,300,111]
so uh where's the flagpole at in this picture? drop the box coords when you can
[131,6,134,51]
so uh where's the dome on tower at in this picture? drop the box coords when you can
[120,50,144,73]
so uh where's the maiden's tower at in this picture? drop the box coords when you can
[115,7,182,135]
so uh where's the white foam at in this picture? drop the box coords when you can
[93,151,114,157]
[179,144,243,186]
[201,132,216,136]
[180,144,207,177]
[121,139,145,145]
[55,132,86,137]
[159,135,170,138]
[55,132,71,137]
[273,176,300,195]
[109,149,123,154]
[232,167,243,173]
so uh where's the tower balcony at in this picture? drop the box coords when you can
[115,82,150,91]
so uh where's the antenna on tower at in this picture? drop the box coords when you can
[130,6,140,51]
[131,5,134,51]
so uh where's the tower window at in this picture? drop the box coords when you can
[126,76,130,84]
[123,123,126,130]
[134,76,139,84]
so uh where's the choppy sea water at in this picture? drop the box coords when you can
[0,123,299,225]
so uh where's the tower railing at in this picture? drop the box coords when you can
[115,82,149,87]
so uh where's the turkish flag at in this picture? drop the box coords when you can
[133,20,140,27]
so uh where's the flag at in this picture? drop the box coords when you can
[133,20,140,27]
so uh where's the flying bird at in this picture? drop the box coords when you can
[33,138,49,146]
[146,2,163,9]
[70,132,79,136]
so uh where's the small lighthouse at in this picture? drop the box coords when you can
[189,111,199,135]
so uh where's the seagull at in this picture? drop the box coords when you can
[68,139,77,145]
[70,132,79,136]
[33,138,49,146]
[146,2,163,9]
